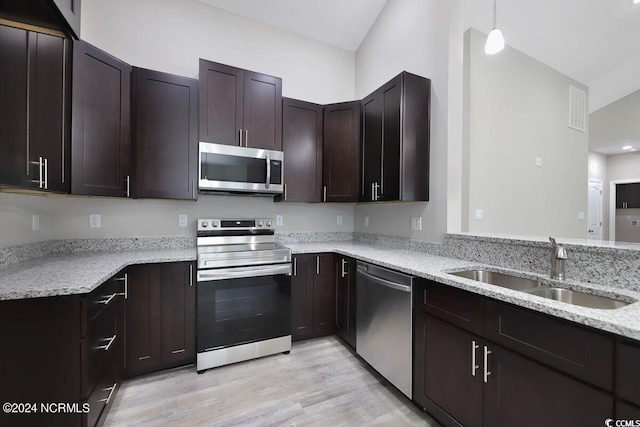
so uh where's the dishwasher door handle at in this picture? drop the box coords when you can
[357,269,411,292]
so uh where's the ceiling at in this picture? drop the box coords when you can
[195,0,389,52]
[195,0,640,155]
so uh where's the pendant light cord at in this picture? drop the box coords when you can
[492,0,498,30]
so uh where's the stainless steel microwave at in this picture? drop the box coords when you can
[198,142,284,195]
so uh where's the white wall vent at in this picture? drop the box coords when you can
[569,85,586,132]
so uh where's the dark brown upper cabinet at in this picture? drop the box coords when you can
[361,71,430,202]
[0,0,80,39]
[0,25,70,193]
[616,183,640,209]
[71,40,131,197]
[51,0,81,38]
[323,101,361,202]
[132,67,198,200]
[281,98,323,202]
[199,59,282,151]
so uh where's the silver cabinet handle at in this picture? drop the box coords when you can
[100,383,117,404]
[265,154,271,189]
[335,279,339,326]
[114,273,128,299]
[100,293,118,306]
[341,259,347,278]
[30,157,43,188]
[483,345,492,383]
[192,180,196,199]
[283,184,287,201]
[125,175,130,197]
[323,185,327,202]
[98,334,117,351]
[239,129,243,146]
[293,257,297,276]
[472,341,480,377]
[43,158,48,189]
[245,130,248,147]
[189,264,193,287]
[316,255,320,275]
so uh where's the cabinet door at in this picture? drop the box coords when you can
[132,67,198,200]
[28,31,70,193]
[414,311,483,427]
[616,183,628,208]
[378,75,402,201]
[291,255,314,341]
[484,344,613,427]
[629,183,640,209]
[323,101,361,202]
[160,262,196,366]
[51,0,81,38]
[125,264,162,376]
[335,256,356,348]
[617,340,640,407]
[243,70,283,150]
[72,40,131,197]
[0,25,29,187]
[198,60,243,146]
[361,92,382,201]
[282,98,323,202]
[617,400,640,420]
[313,254,335,336]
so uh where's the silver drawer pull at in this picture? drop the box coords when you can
[139,355,151,360]
[100,293,118,306]
[114,274,128,299]
[99,383,117,404]
[483,346,492,383]
[97,334,117,351]
[172,349,186,354]
[471,340,480,376]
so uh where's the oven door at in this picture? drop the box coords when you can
[197,264,292,352]
[198,142,283,194]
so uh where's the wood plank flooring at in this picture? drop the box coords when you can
[104,336,441,426]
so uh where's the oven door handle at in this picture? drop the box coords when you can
[197,264,292,282]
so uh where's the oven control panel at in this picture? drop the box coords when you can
[197,218,274,231]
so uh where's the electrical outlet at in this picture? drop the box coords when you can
[178,214,188,227]
[475,209,483,220]
[536,157,543,167]
[364,215,370,227]
[32,214,39,231]
[337,215,343,226]
[410,217,422,231]
[89,214,101,229]
[578,212,585,220]
[276,215,283,226]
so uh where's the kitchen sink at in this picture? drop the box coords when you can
[449,269,545,291]
[524,287,631,310]
[449,269,634,310]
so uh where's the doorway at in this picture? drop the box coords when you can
[609,179,640,242]
[587,179,603,240]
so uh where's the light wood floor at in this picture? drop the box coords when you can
[104,336,441,426]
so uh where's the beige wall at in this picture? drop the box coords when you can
[607,153,640,181]
[353,0,460,242]
[464,28,589,238]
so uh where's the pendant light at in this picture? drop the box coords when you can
[485,0,505,54]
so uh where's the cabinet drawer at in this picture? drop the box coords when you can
[82,302,120,398]
[415,279,484,335]
[85,351,118,427]
[617,340,640,407]
[485,301,614,390]
[82,273,126,337]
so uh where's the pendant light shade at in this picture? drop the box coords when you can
[485,0,505,54]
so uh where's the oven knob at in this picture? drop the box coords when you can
[265,220,272,227]
[257,221,263,227]
[201,220,208,228]
[211,221,219,227]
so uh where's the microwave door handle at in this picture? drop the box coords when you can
[265,154,271,189]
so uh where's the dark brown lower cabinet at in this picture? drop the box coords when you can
[126,262,195,377]
[334,255,356,348]
[414,279,615,427]
[291,253,334,341]
[617,400,640,420]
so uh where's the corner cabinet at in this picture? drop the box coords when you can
[362,72,430,202]
[291,254,335,340]
[71,40,131,197]
[323,101,361,202]
[281,98,323,202]
[125,262,196,377]
[132,67,198,200]
[199,59,282,150]
[414,279,615,427]
[0,25,70,193]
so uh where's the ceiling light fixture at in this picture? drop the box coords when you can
[485,0,505,54]
[634,0,640,4]
[623,145,633,150]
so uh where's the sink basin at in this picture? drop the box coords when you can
[524,287,631,310]
[449,269,545,291]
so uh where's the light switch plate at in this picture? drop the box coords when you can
[475,209,483,220]
[337,215,343,226]
[276,215,283,226]
[578,212,585,220]
[89,214,101,228]
[364,216,370,227]
[32,214,39,231]
[410,217,422,231]
[178,214,188,227]
[536,157,543,167]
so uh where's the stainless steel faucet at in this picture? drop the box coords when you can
[549,237,567,280]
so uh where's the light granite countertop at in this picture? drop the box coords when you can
[1,240,639,341]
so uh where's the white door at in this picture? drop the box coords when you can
[588,179,603,240]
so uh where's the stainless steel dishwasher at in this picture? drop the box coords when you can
[356,261,415,398]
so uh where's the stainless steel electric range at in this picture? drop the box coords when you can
[195,218,292,373]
